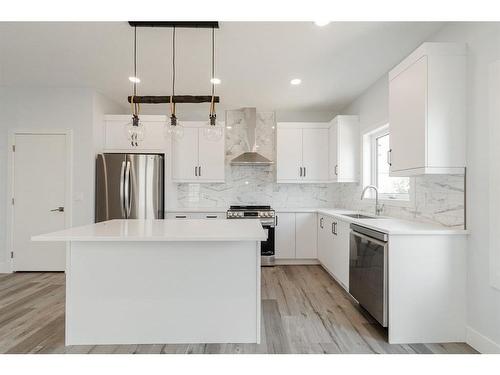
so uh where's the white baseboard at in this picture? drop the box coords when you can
[0,261,12,274]
[466,326,500,353]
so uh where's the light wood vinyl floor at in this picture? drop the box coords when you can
[0,266,477,354]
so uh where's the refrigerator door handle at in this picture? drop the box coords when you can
[124,161,131,218]
[119,161,126,218]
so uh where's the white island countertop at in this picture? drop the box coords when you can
[32,219,267,242]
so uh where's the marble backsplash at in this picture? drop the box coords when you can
[331,174,465,228]
[175,110,465,228]
[175,110,333,209]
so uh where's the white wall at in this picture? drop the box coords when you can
[430,22,500,354]
[0,87,122,271]
[339,22,500,352]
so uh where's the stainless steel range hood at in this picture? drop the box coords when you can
[230,108,274,166]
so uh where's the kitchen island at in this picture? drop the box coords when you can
[32,219,266,346]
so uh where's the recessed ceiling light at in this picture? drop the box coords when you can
[290,78,302,85]
[129,76,141,83]
[314,21,330,27]
[210,77,221,85]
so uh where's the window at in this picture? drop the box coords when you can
[363,125,411,202]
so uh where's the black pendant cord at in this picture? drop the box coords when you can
[209,26,216,122]
[170,26,177,124]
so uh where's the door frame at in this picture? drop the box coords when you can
[5,129,73,273]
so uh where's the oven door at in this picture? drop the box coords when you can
[260,225,275,265]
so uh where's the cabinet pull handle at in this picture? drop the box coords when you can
[194,166,198,177]
[387,149,392,166]
[299,167,302,177]
[332,222,337,235]
[276,215,279,226]
[320,217,324,229]
[199,166,202,176]
[175,215,187,219]
[335,164,338,176]
[206,215,217,219]
[304,167,306,177]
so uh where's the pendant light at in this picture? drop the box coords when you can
[165,26,184,139]
[125,26,146,146]
[203,27,223,141]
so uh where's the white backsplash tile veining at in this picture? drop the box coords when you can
[331,174,465,228]
[175,110,333,209]
[174,110,465,227]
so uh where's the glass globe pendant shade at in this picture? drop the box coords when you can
[164,114,184,139]
[124,115,146,146]
[203,113,223,141]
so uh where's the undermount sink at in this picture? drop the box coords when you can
[342,213,377,219]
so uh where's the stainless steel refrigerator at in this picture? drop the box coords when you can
[95,153,164,222]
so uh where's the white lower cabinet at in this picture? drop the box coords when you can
[295,213,318,259]
[166,212,225,220]
[275,213,296,259]
[317,214,349,290]
[275,212,318,260]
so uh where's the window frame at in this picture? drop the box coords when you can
[362,123,416,208]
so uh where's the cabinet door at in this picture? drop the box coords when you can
[322,216,335,274]
[302,128,329,181]
[389,56,427,173]
[295,213,318,259]
[332,219,350,290]
[317,216,327,264]
[198,128,225,182]
[277,128,303,181]
[329,123,338,181]
[275,213,296,259]
[172,127,199,182]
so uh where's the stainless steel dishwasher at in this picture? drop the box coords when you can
[349,223,389,327]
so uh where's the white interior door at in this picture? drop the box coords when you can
[12,133,68,271]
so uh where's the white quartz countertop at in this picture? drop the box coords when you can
[32,219,267,242]
[315,209,468,235]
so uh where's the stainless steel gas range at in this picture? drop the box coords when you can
[226,205,275,266]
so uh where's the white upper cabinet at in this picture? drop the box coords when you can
[329,115,359,182]
[276,127,303,182]
[172,122,225,183]
[276,123,330,183]
[302,128,329,182]
[388,42,466,176]
[103,115,167,152]
[172,127,199,181]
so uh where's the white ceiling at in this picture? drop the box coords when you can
[0,22,444,116]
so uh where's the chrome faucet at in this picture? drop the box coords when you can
[361,185,384,216]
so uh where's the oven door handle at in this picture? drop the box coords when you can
[351,230,388,247]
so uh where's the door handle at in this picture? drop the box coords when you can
[124,161,131,218]
[120,161,126,218]
[50,207,64,212]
